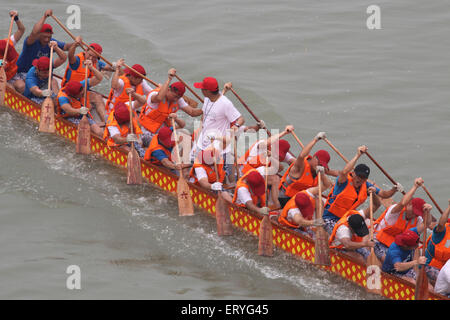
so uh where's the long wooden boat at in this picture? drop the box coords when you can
[2,86,448,301]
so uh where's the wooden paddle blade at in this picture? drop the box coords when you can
[258,215,273,256]
[414,267,429,300]
[0,67,6,107]
[366,249,382,294]
[39,97,56,133]
[126,145,142,185]
[314,226,331,266]
[177,175,194,216]
[215,193,232,236]
[75,115,91,154]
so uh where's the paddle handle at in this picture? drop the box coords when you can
[229,87,271,137]
[369,192,374,240]
[128,94,134,134]
[365,151,405,195]
[174,74,204,103]
[318,171,323,220]
[171,118,181,168]
[265,156,269,207]
[2,16,15,68]
[291,131,304,149]
[48,46,54,90]
[323,138,349,163]
[233,132,240,181]
[422,185,443,215]
[83,60,88,108]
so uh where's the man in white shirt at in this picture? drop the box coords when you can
[434,259,450,298]
[192,77,245,180]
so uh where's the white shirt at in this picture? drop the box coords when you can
[235,167,266,205]
[195,94,241,154]
[374,204,423,231]
[331,210,366,247]
[144,91,188,114]
[435,259,450,296]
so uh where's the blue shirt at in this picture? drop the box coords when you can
[57,79,90,106]
[24,66,49,99]
[322,176,380,221]
[17,36,65,73]
[425,225,448,265]
[64,55,106,83]
[382,227,419,274]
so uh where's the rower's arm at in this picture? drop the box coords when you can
[152,69,174,104]
[86,62,103,87]
[11,12,25,43]
[27,10,51,45]
[338,145,367,184]
[111,133,128,145]
[60,102,82,117]
[180,105,203,117]
[111,59,124,90]
[51,42,67,69]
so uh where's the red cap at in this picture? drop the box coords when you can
[194,77,219,91]
[314,150,330,169]
[89,43,103,54]
[246,170,265,197]
[125,64,146,78]
[278,139,291,162]
[294,192,314,220]
[395,229,419,247]
[411,198,426,217]
[0,39,18,61]
[64,81,83,96]
[170,81,186,97]
[40,23,53,34]
[32,56,50,71]
[114,102,130,124]
[157,127,175,148]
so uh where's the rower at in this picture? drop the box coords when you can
[322,145,402,235]
[144,126,191,176]
[372,177,429,263]
[278,132,335,208]
[1,10,25,85]
[61,36,112,122]
[232,167,269,216]
[103,102,146,157]
[105,58,153,116]
[56,61,104,136]
[15,9,72,93]
[278,184,329,238]
[189,148,233,203]
[328,190,382,264]
[23,46,66,104]
[129,68,201,147]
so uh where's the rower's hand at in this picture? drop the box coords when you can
[312,218,324,227]
[115,58,125,69]
[423,203,433,213]
[357,145,368,155]
[75,36,83,47]
[393,182,404,193]
[368,186,377,194]
[84,59,93,68]
[168,113,177,119]
[417,256,427,265]
[316,166,325,174]
[259,207,270,216]
[284,125,294,133]
[257,119,266,129]
[211,182,223,191]
[49,41,58,49]
[9,10,18,17]
[41,89,51,97]
[44,9,53,18]
[223,82,232,93]
[125,87,135,95]
[168,68,176,79]
[414,177,424,187]
[364,239,376,248]
[315,131,326,141]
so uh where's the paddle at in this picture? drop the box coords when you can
[174,74,204,103]
[366,191,382,294]
[291,131,305,149]
[38,45,56,133]
[125,94,142,185]
[314,170,331,266]
[210,142,232,236]
[233,130,240,181]
[258,156,274,256]
[324,138,393,209]
[172,118,194,216]
[0,15,15,107]
[421,185,444,215]
[75,61,91,154]
[229,87,271,137]
[414,210,429,300]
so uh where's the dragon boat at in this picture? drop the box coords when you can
[2,85,448,301]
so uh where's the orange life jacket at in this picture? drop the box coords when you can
[103,108,142,147]
[61,52,98,87]
[324,174,368,219]
[278,156,317,198]
[143,134,172,165]
[232,169,266,208]
[189,162,226,185]
[426,223,450,270]
[139,88,180,133]
[329,210,365,249]
[374,207,418,247]
[56,86,91,117]
[278,190,315,229]
[105,75,144,115]
[1,38,18,81]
